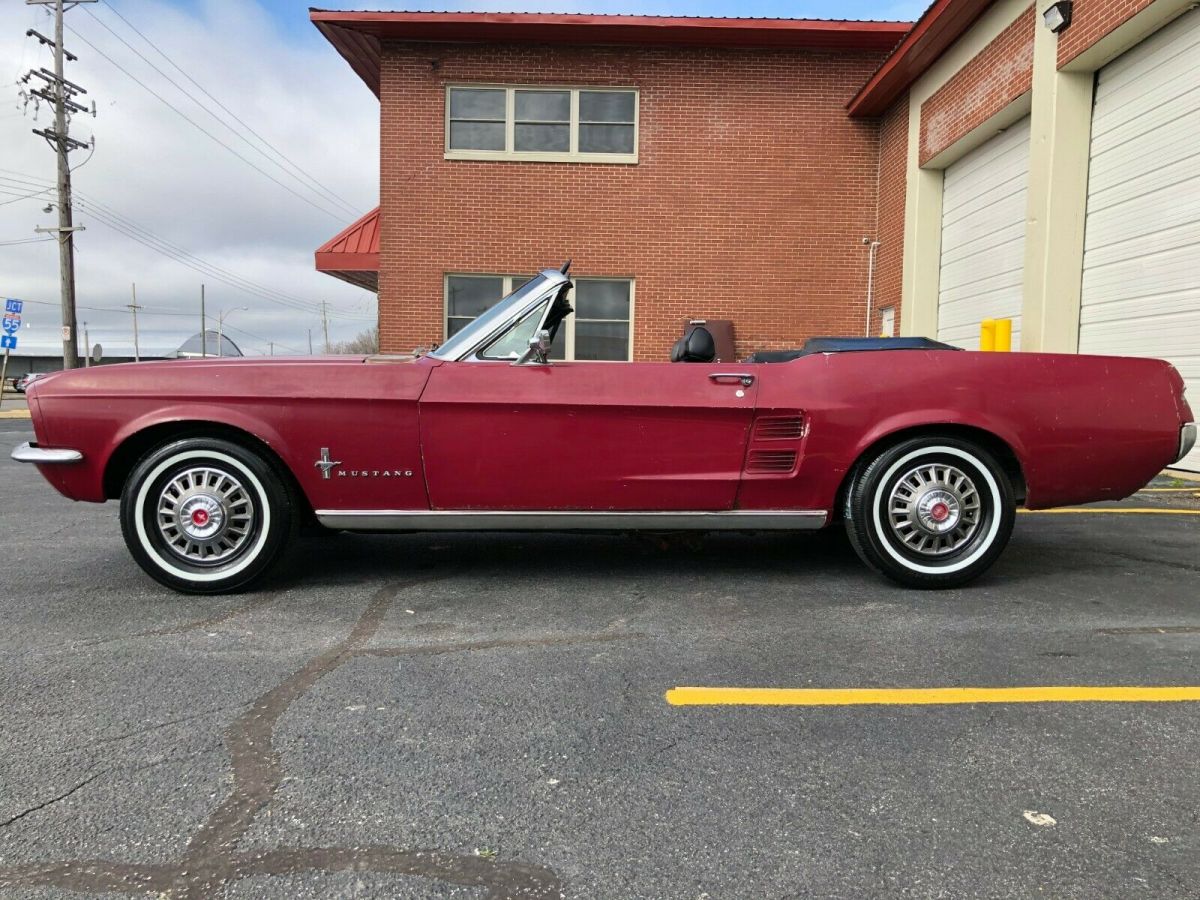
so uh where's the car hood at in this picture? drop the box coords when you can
[27,354,424,399]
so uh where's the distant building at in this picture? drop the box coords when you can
[173,330,243,358]
[3,330,243,384]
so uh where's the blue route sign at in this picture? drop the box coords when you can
[2,299,22,350]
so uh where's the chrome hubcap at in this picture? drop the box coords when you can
[156,467,255,564]
[887,463,981,556]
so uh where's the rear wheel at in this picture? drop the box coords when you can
[843,437,1015,589]
[120,437,297,594]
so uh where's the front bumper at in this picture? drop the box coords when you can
[1177,423,1197,464]
[11,441,83,464]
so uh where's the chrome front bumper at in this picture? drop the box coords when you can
[1177,423,1197,464]
[10,442,83,464]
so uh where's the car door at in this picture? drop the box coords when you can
[419,360,760,510]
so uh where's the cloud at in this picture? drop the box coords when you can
[0,0,379,357]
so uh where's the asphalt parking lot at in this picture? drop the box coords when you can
[1,419,1198,899]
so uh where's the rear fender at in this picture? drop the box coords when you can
[848,409,1029,472]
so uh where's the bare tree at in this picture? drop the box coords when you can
[326,326,379,355]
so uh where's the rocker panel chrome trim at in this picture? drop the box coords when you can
[315,509,828,531]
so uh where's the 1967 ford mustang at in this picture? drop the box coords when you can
[13,265,1197,594]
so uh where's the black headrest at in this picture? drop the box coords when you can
[671,326,716,363]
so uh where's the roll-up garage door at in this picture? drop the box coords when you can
[1080,7,1200,471]
[937,116,1031,350]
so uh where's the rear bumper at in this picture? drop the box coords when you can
[11,441,83,464]
[1178,423,1197,464]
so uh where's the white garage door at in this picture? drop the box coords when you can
[1080,7,1200,471]
[937,116,1031,350]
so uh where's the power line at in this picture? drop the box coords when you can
[0,171,373,320]
[96,0,359,216]
[63,24,349,223]
[0,172,374,321]
[9,293,305,355]
[0,236,55,246]
[0,184,56,206]
[82,3,360,218]
[220,321,303,355]
[15,294,202,317]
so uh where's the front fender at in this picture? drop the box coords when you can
[107,404,289,464]
[34,399,293,503]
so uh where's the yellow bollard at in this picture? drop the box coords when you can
[994,318,1012,352]
[980,319,996,352]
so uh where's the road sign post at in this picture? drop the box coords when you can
[0,348,9,410]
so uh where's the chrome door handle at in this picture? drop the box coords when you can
[708,372,755,386]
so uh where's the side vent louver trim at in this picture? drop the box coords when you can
[753,415,805,440]
[745,449,798,474]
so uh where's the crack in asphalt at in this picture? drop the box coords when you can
[0,772,104,831]
[76,589,287,650]
[55,703,251,756]
[357,629,645,658]
[0,574,566,899]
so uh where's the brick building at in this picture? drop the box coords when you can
[312,12,910,361]
[312,3,1198,469]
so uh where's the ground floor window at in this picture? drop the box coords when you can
[444,274,633,361]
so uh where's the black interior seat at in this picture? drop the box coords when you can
[670,326,717,363]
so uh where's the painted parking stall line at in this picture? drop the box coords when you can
[665,686,1200,707]
[1019,508,1200,516]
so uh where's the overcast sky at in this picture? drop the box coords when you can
[1,0,926,359]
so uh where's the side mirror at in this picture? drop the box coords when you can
[514,329,553,366]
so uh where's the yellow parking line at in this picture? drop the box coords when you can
[1020,508,1200,516]
[1137,488,1200,493]
[0,409,31,419]
[665,686,1200,707]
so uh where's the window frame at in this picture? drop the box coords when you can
[445,84,639,164]
[443,273,635,361]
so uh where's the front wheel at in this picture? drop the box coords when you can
[843,437,1016,589]
[120,437,297,594]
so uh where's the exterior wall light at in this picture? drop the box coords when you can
[1043,0,1073,33]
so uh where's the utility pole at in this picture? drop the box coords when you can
[216,307,247,358]
[25,0,97,370]
[83,320,89,367]
[127,282,143,362]
[200,284,206,357]
[320,300,330,353]
[308,328,313,355]
[269,341,274,357]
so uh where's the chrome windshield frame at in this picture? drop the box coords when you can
[429,269,570,362]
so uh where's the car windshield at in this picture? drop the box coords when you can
[431,274,550,360]
[480,302,550,360]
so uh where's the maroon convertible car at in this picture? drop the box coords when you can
[13,266,1196,594]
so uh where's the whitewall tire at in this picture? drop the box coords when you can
[843,437,1016,589]
[120,437,297,594]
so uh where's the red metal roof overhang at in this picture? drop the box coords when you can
[310,10,913,97]
[315,206,379,292]
[848,0,993,117]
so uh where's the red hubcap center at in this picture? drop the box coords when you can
[930,502,950,523]
[191,509,210,527]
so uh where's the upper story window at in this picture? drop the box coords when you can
[446,86,638,164]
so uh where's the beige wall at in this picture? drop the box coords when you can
[898,0,1195,351]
